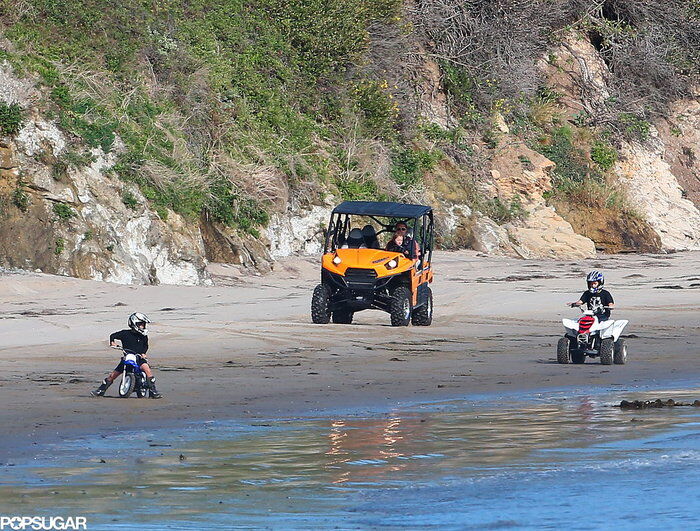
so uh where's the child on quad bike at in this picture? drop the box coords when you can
[568,271,615,321]
[91,312,162,399]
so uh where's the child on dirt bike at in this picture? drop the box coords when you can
[91,312,162,399]
[568,270,615,321]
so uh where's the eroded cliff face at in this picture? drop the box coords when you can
[2,27,700,285]
[0,62,209,284]
[541,36,700,252]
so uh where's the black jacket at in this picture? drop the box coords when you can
[110,329,149,354]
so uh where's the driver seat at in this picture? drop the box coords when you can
[361,225,380,249]
[346,228,365,249]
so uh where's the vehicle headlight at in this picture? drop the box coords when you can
[332,255,342,265]
[385,259,398,270]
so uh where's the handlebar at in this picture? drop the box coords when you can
[110,345,137,355]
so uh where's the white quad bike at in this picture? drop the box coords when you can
[557,307,629,365]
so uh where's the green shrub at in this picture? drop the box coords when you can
[352,80,399,139]
[54,237,65,255]
[0,102,24,136]
[122,190,139,209]
[12,182,30,212]
[480,195,527,225]
[390,147,442,188]
[618,113,651,141]
[53,202,75,220]
[590,140,617,170]
[534,126,596,184]
[333,174,383,201]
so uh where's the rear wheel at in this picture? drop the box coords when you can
[600,338,614,365]
[411,287,433,326]
[136,374,147,398]
[118,372,135,398]
[614,338,627,365]
[390,286,412,327]
[557,337,570,364]
[332,310,354,324]
[311,284,331,324]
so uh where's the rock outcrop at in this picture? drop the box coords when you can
[482,130,597,259]
[541,35,699,252]
[615,138,700,251]
[0,61,209,284]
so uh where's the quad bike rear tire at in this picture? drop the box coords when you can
[390,286,412,327]
[411,287,433,326]
[332,311,354,324]
[557,337,571,364]
[600,338,614,365]
[614,338,627,365]
[311,284,331,324]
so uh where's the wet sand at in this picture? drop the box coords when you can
[1,251,699,460]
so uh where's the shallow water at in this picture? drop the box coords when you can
[3,387,700,529]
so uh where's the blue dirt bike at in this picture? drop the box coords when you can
[113,346,148,398]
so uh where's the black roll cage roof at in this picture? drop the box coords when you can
[332,201,432,219]
[324,201,434,260]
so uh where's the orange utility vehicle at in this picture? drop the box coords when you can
[311,201,434,326]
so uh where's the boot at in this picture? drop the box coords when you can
[91,378,111,397]
[148,377,162,399]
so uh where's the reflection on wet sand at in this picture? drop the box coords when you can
[1,389,698,527]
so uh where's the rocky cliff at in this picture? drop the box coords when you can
[1,1,699,284]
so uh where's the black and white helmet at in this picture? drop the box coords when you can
[128,312,151,336]
[586,271,604,293]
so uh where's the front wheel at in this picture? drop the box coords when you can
[118,372,135,397]
[411,287,433,326]
[390,286,412,327]
[557,337,570,364]
[311,284,331,324]
[614,338,627,365]
[600,338,614,365]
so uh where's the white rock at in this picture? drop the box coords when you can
[15,119,66,157]
[266,204,333,258]
[615,143,700,251]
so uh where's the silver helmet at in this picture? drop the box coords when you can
[586,271,604,293]
[128,312,151,336]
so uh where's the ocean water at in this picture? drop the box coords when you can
[2,387,700,529]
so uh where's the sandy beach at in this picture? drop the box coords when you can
[1,251,699,460]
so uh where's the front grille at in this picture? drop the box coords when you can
[344,268,377,289]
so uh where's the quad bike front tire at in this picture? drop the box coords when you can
[614,338,627,365]
[390,286,412,327]
[332,311,354,324]
[600,338,614,365]
[119,372,135,398]
[557,337,571,364]
[411,287,433,326]
[311,284,331,324]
